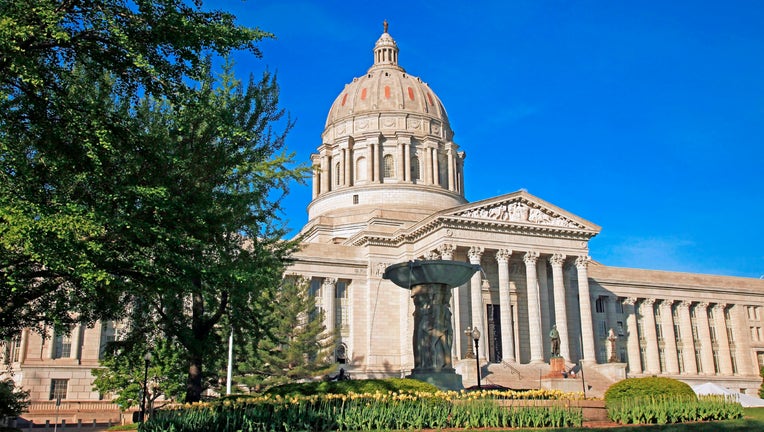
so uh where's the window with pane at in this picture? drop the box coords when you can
[411,156,420,180]
[53,332,72,359]
[595,297,605,313]
[383,155,394,178]
[49,379,68,400]
[335,162,341,185]
[335,280,349,330]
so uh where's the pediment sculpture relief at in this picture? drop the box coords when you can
[456,201,581,228]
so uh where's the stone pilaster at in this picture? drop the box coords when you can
[659,301,680,374]
[732,304,756,375]
[713,304,734,375]
[641,298,660,373]
[549,253,570,361]
[576,256,597,364]
[71,323,82,362]
[496,249,515,362]
[468,246,486,359]
[322,278,337,337]
[695,302,715,374]
[524,251,543,363]
[311,157,320,198]
[677,301,698,375]
[623,298,642,374]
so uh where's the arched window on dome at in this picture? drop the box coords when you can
[383,154,394,178]
[411,156,420,181]
[335,161,341,186]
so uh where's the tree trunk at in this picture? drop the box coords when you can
[186,355,203,402]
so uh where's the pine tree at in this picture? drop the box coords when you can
[235,277,336,390]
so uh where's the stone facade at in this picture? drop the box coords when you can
[3,25,764,420]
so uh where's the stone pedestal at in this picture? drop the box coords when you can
[546,356,566,378]
[408,370,464,390]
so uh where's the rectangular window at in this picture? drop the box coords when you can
[695,348,704,373]
[656,321,664,341]
[712,350,720,374]
[727,325,735,342]
[100,321,117,359]
[53,333,72,359]
[598,320,607,338]
[749,306,756,321]
[617,321,625,337]
[674,322,682,340]
[710,326,717,344]
[352,194,359,205]
[692,324,699,341]
[616,298,624,314]
[595,297,605,314]
[731,352,738,374]
[11,337,21,363]
[50,379,68,401]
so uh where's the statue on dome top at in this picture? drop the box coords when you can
[383,20,389,33]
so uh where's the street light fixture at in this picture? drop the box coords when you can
[471,327,481,390]
[140,352,152,423]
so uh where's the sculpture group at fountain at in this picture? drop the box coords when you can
[412,285,453,371]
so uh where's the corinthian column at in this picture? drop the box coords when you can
[524,251,543,363]
[496,249,515,362]
[468,246,486,359]
[695,302,715,374]
[576,256,597,364]
[641,298,660,373]
[659,301,680,374]
[550,254,570,361]
[677,301,698,375]
[623,298,642,374]
[322,278,337,337]
[714,304,734,375]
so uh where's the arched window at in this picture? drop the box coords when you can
[335,162,341,186]
[383,154,394,178]
[411,156,420,180]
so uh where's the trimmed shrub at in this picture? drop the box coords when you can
[264,378,439,397]
[605,377,695,404]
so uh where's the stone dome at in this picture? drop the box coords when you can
[324,27,452,138]
[305,23,467,241]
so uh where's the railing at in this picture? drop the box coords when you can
[500,360,522,379]
[27,401,121,412]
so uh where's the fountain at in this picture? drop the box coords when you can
[383,260,481,390]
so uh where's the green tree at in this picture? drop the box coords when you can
[92,63,305,402]
[1,1,306,403]
[235,277,336,391]
[0,0,268,339]
[92,334,187,410]
[0,378,30,421]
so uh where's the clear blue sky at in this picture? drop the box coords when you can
[211,1,763,279]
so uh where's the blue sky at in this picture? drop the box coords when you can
[211,1,763,278]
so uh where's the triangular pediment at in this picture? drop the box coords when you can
[442,190,601,233]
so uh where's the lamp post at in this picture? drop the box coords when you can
[140,352,152,423]
[464,326,475,359]
[471,327,481,390]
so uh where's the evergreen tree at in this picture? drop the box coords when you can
[235,277,336,390]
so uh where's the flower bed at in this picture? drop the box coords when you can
[141,389,584,431]
[607,394,744,425]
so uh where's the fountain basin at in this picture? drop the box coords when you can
[382,260,481,289]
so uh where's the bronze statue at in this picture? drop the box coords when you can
[550,324,561,357]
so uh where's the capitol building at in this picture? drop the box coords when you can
[3,24,764,422]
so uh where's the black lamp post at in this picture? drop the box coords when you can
[471,327,481,390]
[139,352,152,423]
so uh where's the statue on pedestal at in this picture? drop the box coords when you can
[549,324,561,358]
[607,328,618,363]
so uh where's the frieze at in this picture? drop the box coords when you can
[455,200,582,229]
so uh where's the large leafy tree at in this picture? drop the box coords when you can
[0,0,269,339]
[1,1,307,403]
[235,277,336,391]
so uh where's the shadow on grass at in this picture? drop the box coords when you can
[543,418,764,432]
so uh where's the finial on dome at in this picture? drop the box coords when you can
[383,19,388,33]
